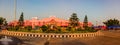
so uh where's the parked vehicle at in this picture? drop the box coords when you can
[92,26,106,30]
[108,25,120,30]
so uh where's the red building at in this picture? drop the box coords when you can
[9,16,92,28]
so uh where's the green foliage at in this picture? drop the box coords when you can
[103,19,120,27]
[18,12,24,26]
[15,26,20,30]
[83,15,88,29]
[0,17,7,25]
[0,17,4,25]
[8,24,97,33]
[67,27,97,33]
[7,27,13,31]
[8,26,19,31]
[25,26,32,31]
[45,30,59,33]
[41,25,48,32]
[66,26,72,31]
[34,26,40,30]
[85,27,97,32]
[69,13,79,27]
[3,20,8,26]
[31,30,43,33]
[71,28,76,32]
[44,25,60,33]
[77,27,83,31]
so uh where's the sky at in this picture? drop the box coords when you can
[0,0,120,25]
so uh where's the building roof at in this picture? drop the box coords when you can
[40,16,69,22]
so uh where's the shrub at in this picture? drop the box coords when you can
[25,26,32,31]
[41,25,48,32]
[85,27,97,32]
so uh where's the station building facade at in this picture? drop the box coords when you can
[9,16,92,28]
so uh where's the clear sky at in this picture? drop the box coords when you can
[0,0,120,25]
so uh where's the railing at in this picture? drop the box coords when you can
[0,31,103,38]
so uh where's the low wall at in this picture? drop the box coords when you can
[0,31,103,38]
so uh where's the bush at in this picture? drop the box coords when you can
[41,25,48,32]
[85,27,97,32]
[7,26,20,31]
[25,26,32,31]
[7,25,97,33]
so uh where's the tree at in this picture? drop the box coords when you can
[0,17,8,30]
[0,17,7,25]
[0,17,5,25]
[103,19,120,27]
[69,13,79,27]
[83,15,88,29]
[3,19,8,26]
[18,12,24,26]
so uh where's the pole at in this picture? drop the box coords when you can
[14,0,16,20]
[96,21,98,26]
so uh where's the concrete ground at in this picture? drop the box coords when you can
[1,30,120,45]
[23,30,120,45]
